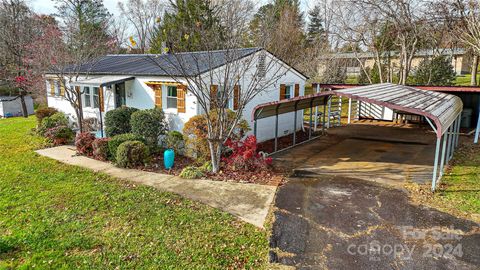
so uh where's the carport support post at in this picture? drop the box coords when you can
[327,96,331,128]
[309,99,313,139]
[447,123,454,161]
[314,84,319,131]
[322,97,327,135]
[431,137,441,191]
[293,101,298,146]
[274,105,279,152]
[455,114,461,147]
[347,98,352,124]
[439,132,448,177]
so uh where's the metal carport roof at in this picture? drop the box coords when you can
[253,83,463,138]
[252,83,464,192]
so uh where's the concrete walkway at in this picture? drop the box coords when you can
[35,146,276,228]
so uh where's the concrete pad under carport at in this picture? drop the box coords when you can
[273,123,437,188]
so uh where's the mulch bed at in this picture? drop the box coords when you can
[140,151,285,186]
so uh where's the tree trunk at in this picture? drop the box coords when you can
[471,55,479,86]
[208,140,222,173]
[19,91,28,118]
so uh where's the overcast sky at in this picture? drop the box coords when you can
[30,0,315,17]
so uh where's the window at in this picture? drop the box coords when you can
[93,87,99,108]
[84,87,91,107]
[167,86,177,109]
[54,81,61,96]
[284,85,293,99]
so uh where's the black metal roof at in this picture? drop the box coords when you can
[68,47,263,77]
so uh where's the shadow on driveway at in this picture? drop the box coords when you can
[270,176,480,269]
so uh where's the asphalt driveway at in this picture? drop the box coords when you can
[270,124,480,269]
[270,176,480,269]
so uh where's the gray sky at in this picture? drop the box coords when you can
[30,0,315,17]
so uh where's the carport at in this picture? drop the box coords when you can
[252,83,463,191]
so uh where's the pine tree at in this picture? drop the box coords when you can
[306,5,324,45]
[150,0,225,53]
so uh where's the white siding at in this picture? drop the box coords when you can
[45,50,307,141]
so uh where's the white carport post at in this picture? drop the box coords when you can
[431,137,442,191]
[439,129,448,178]
[455,114,461,147]
[314,84,320,131]
[447,123,455,161]
[475,103,480,143]
[347,98,352,124]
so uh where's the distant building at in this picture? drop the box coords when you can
[319,48,472,76]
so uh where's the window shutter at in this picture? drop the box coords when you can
[60,81,65,96]
[294,84,299,97]
[49,80,55,96]
[280,84,286,100]
[210,84,218,109]
[177,84,186,113]
[154,85,162,108]
[98,86,104,112]
[233,85,240,110]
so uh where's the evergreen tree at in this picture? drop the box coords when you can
[413,56,456,86]
[306,5,324,45]
[150,0,224,53]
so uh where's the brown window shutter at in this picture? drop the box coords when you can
[294,84,300,97]
[233,85,240,110]
[50,80,55,95]
[98,86,104,112]
[210,84,218,109]
[280,84,286,100]
[60,81,65,96]
[153,85,162,108]
[177,84,186,113]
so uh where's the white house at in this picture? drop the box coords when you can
[45,47,308,142]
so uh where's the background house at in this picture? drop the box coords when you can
[319,48,471,77]
[45,48,307,142]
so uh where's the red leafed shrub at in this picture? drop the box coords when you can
[75,132,96,156]
[92,138,110,161]
[223,135,272,171]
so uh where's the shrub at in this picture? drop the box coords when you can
[75,132,96,156]
[199,160,213,172]
[44,125,74,146]
[105,106,138,137]
[115,141,149,168]
[37,112,69,136]
[92,138,110,161]
[179,166,204,179]
[164,130,185,154]
[108,133,146,160]
[183,109,249,161]
[223,135,272,171]
[35,107,58,125]
[413,56,456,86]
[130,108,168,146]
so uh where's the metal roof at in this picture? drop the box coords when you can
[253,83,463,138]
[62,48,262,77]
[318,83,480,93]
[70,76,135,87]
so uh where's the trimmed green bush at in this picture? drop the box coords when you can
[164,130,185,154]
[105,106,139,137]
[108,133,146,160]
[35,107,58,125]
[199,160,213,172]
[130,108,168,146]
[92,138,110,161]
[116,141,149,168]
[179,166,204,179]
[37,112,69,136]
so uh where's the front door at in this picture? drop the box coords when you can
[115,83,126,108]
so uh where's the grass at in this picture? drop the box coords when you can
[454,73,480,86]
[0,117,268,269]
[406,141,480,222]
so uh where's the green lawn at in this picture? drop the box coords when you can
[0,117,268,269]
[454,73,480,86]
[407,141,480,222]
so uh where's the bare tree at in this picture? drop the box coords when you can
[0,0,36,114]
[118,0,164,53]
[149,0,292,173]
